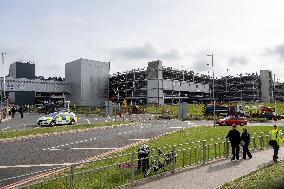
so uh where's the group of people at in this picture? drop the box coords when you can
[10,106,24,119]
[226,125,282,162]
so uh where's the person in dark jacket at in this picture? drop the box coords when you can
[241,128,252,159]
[18,106,24,118]
[11,106,16,118]
[226,125,241,161]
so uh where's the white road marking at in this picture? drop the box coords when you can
[1,127,10,131]
[129,139,147,141]
[0,163,73,169]
[43,138,96,151]
[185,121,194,125]
[170,127,183,129]
[49,148,60,151]
[70,147,118,150]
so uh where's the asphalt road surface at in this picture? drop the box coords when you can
[0,113,155,131]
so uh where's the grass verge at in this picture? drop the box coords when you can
[219,160,284,189]
[0,121,130,140]
[25,125,283,189]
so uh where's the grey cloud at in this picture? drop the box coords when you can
[266,44,284,60]
[112,42,181,60]
[191,60,209,72]
[228,56,249,65]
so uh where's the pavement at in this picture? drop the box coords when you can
[134,148,284,189]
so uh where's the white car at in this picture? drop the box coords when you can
[37,112,78,126]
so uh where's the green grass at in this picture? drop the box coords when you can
[220,160,284,189]
[0,121,130,140]
[25,125,283,189]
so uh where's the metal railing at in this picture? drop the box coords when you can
[1,132,271,189]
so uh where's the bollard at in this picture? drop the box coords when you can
[202,140,206,164]
[70,165,75,189]
[130,152,135,187]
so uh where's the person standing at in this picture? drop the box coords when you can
[226,125,241,161]
[11,106,16,118]
[18,106,24,118]
[269,125,282,162]
[241,128,252,159]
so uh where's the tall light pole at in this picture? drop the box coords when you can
[207,54,215,127]
[1,53,6,106]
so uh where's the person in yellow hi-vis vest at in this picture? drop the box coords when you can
[269,125,283,162]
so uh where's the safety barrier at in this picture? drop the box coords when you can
[1,132,271,189]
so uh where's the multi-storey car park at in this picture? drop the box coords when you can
[110,60,284,105]
[1,59,284,107]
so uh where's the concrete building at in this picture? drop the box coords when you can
[260,70,274,103]
[65,58,110,107]
[147,60,164,105]
[7,62,36,105]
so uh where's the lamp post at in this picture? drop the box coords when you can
[1,53,6,106]
[207,54,215,127]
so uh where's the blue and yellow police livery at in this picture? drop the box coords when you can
[37,112,78,126]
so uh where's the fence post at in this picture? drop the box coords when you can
[172,146,176,173]
[202,140,206,164]
[130,152,135,187]
[253,137,256,150]
[225,138,229,159]
[260,132,264,149]
[70,164,75,189]
[182,149,185,168]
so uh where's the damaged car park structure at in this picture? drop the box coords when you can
[1,59,284,107]
[110,60,284,105]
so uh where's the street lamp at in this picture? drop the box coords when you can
[1,53,6,106]
[207,54,215,127]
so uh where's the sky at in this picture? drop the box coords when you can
[1,0,284,81]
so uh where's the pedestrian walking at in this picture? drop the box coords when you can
[241,128,252,159]
[18,106,24,118]
[269,125,282,162]
[226,125,241,161]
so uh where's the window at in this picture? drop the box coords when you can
[196,85,198,88]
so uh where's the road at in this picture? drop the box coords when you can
[0,114,283,187]
[0,113,155,131]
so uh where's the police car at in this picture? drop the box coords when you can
[37,111,78,126]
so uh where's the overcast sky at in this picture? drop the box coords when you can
[1,0,284,81]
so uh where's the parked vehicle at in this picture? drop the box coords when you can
[250,106,281,120]
[215,116,247,126]
[204,104,245,117]
[37,111,78,126]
